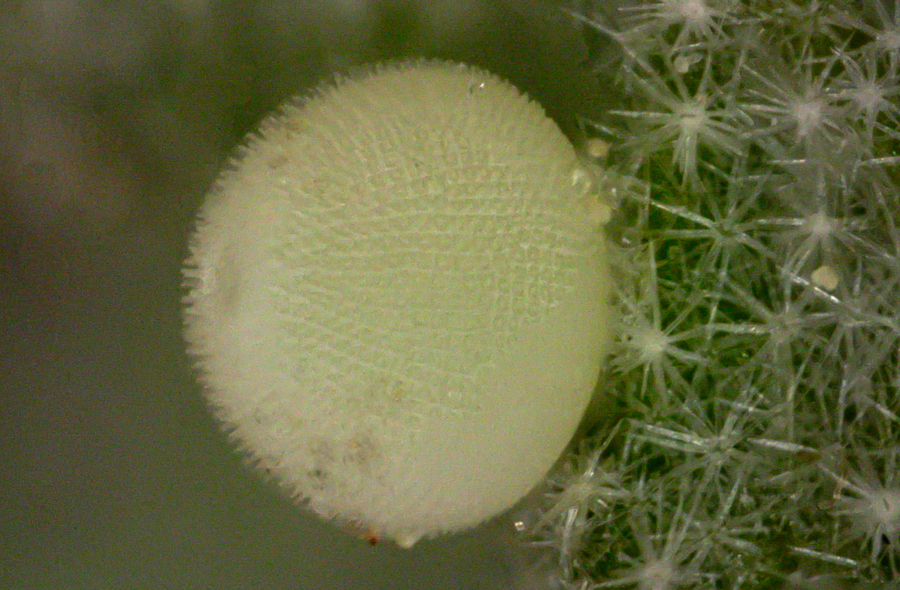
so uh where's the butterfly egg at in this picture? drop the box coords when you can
[183,60,613,548]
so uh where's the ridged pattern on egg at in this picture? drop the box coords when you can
[183,61,610,547]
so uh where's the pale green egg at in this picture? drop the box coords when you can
[183,60,612,547]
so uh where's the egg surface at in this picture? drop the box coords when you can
[183,60,611,547]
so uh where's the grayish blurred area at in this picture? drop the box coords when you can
[0,1,616,589]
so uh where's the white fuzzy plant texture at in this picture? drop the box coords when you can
[524,0,900,588]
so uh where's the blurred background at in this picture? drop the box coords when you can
[0,1,620,588]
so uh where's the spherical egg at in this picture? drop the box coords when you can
[183,60,612,547]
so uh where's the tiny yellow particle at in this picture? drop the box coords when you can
[811,265,840,291]
[585,138,610,161]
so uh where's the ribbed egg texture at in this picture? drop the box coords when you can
[183,61,611,547]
